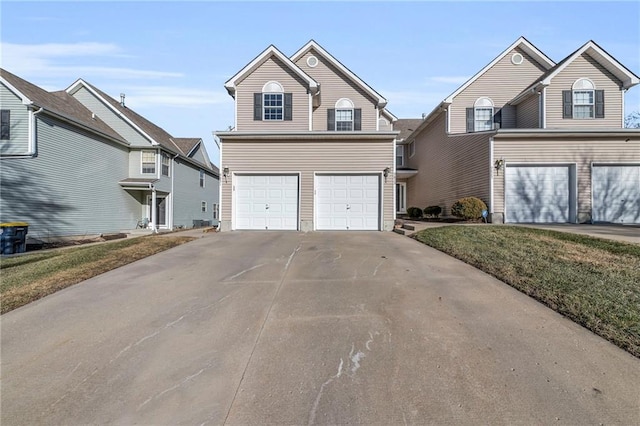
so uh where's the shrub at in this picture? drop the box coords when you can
[423,205,442,218]
[450,197,487,220]
[406,207,423,219]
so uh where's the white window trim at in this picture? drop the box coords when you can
[408,141,415,158]
[161,152,171,177]
[199,170,205,188]
[212,203,219,220]
[141,150,157,174]
[572,78,596,120]
[201,201,207,212]
[474,97,494,132]
[262,80,284,121]
[396,144,405,167]
[335,98,354,131]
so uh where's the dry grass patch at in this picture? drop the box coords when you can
[413,225,640,357]
[1,235,195,314]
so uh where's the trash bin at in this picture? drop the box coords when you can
[0,222,29,255]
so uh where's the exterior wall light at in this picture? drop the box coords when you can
[223,167,230,182]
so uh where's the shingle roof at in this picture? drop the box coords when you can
[394,118,424,141]
[1,68,126,143]
[170,137,201,156]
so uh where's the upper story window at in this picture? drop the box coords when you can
[396,145,405,167]
[199,170,205,187]
[408,140,415,158]
[1,110,10,140]
[141,150,156,174]
[327,99,361,131]
[161,153,170,177]
[563,78,604,120]
[254,81,292,122]
[473,97,494,131]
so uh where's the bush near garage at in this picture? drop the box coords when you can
[423,205,442,218]
[407,207,423,219]
[450,197,487,220]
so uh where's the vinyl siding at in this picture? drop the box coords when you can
[405,113,491,215]
[0,114,141,239]
[378,117,392,131]
[235,56,310,131]
[172,158,219,228]
[188,144,208,165]
[221,139,394,229]
[0,83,30,155]
[450,47,547,134]
[516,93,540,128]
[294,49,378,132]
[493,136,640,222]
[129,148,159,179]
[71,86,152,146]
[545,53,623,128]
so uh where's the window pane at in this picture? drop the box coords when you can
[474,107,493,131]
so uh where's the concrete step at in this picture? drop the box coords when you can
[393,228,407,235]
[403,224,416,231]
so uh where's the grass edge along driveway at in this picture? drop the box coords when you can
[0,235,195,314]
[413,225,640,358]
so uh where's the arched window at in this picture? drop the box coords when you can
[572,78,595,119]
[474,97,494,131]
[335,98,355,131]
[262,81,284,120]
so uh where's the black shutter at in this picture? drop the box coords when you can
[466,108,474,132]
[562,90,572,119]
[0,110,9,139]
[354,108,362,131]
[327,109,335,131]
[493,109,502,129]
[253,93,262,121]
[595,90,605,118]
[283,93,293,121]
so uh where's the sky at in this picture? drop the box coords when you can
[2,1,639,166]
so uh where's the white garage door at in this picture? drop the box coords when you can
[505,166,571,223]
[235,175,299,230]
[316,174,380,230]
[592,165,640,224]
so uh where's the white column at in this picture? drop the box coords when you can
[151,188,157,232]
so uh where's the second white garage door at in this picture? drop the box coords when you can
[316,174,380,230]
[592,165,640,224]
[235,175,299,230]
[505,165,573,223]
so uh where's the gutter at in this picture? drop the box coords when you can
[493,128,640,139]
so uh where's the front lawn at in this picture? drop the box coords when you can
[0,235,195,314]
[413,225,640,357]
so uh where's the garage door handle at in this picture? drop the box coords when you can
[265,204,269,210]
[346,204,350,210]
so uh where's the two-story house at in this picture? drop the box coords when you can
[399,37,640,224]
[215,41,398,231]
[0,68,219,242]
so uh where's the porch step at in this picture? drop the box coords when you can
[403,224,416,231]
[393,228,407,235]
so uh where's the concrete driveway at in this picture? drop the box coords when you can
[2,232,639,425]
[515,223,640,244]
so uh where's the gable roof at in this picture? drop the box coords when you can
[443,37,556,104]
[394,118,424,141]
[224,45,319,97]
[291,40,389,108]
[0,68,126,144]
[171,137,201,156]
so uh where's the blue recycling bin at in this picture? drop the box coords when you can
[0,222,29,255]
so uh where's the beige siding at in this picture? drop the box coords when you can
[294,49,378,132]
[493,137,640,222]
[546,53,623,129]
[406,113,491,215]
[450,47,547,134]
[516,94,540,128]
[235,56,310,131]
[220,139,394,229]
[378,116,392,131]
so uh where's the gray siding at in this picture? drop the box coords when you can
[405,113,492,215]
[221,138,394,229]
[189,145,208,165]
[0,114,141,239]
[493,136,640,222]
[129,148,160,179]
[72,86,152,146]
[0,83,31,155]
[449,47,547,134]
[545,53,623,129]
[516,94,540,128]
[172,159,219,228]
[235,56,310,131]
[294,49,379,132]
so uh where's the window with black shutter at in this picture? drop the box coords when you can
[1,110,10,140]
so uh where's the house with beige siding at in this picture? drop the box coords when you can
[216,41,398,231]
[400,37,640,224]
[0,68,219,242]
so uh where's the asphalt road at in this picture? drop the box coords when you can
[2,231,639,425]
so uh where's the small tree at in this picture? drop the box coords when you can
[625,111,640,128]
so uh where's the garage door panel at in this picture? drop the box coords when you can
[592,165,640,224]
[235,174,299,230]
[506,166,571,223]
[316,174,380,230]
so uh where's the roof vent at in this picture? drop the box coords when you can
[307,55,318,68]
[511,53,524,65]
[120,93,126,107]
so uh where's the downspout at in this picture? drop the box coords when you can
[489,136,494,221]
[392,137,397,221]
[26,107,44,157]
[149,183,157,233]
[170,153,179,230]
[621,88,627,128]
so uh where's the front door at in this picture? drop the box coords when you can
[146,195,168,228]
[396,182,407,214]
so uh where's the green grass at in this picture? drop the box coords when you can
[413,225,640,357]
[0,235,195,314]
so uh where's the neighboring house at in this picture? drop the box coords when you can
[215,40,398,231]
[401,37,640,224]
[0,68,219,241]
